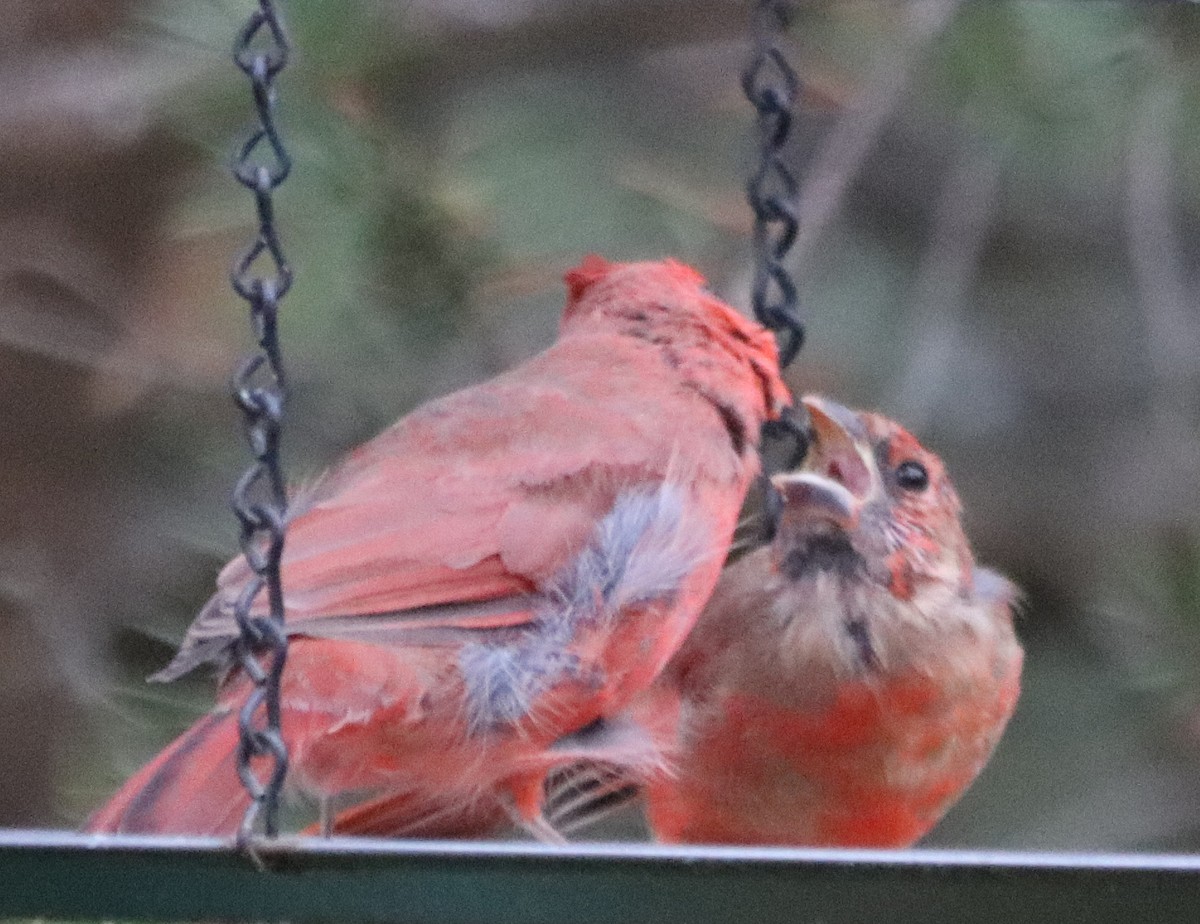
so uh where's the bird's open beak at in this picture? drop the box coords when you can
[768,396,872,531]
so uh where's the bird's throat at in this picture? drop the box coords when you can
[778,533,866,581]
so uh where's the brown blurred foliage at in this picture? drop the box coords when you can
[0,0,1198,849]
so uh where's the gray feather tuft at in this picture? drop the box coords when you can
[547,484,710,626]
[972,566,1021,610]
[461,483,709,732]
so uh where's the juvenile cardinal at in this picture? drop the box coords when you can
[87,256,790,838]
[627,395,1024,846]
[547,396,1023,846]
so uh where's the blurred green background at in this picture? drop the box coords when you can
[1,0,1198,851]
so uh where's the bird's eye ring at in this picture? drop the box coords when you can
[895,460,929,491]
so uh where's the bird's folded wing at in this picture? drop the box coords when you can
[157,365,671,679]
[288,595,540,646]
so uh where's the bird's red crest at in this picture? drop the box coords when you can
[564,255,708,307]
[564,255,616,304]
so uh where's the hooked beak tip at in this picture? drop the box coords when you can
[800,395,861,441]
[794,394,873,502]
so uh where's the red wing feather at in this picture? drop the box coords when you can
[161,339,693,680]
[316,791,508,839]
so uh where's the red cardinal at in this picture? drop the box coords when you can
[551,396,1023,846]
[87,256,789,838]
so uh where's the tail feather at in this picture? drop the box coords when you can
[85,708,249,835]
[544,761,642,833]
[324,762,642,840]
[319,791,508,839]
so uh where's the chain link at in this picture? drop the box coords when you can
[744,0,810,537]
[230,0,292,842]
[744,0,804,368]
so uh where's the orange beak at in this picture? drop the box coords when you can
[768,396,872,531]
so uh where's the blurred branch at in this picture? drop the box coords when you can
[0,543,105,705]
[616,157,749,232]
[400,0,750,78]
[791,0,963,271]
[889,133,1000,431]
[1126,72,1199,428]
[0,48,201,160]
[0,302,118,374]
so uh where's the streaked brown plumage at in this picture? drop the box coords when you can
[635,395,1023,845]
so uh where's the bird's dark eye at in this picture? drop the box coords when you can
[895,460,929,491]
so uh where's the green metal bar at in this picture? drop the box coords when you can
[1,830,1198,924]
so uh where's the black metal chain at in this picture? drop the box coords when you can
[744,0,809,536]
[744,0,804,368]
[229,0,292,842]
